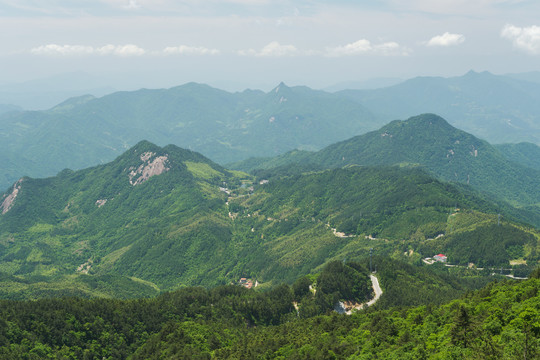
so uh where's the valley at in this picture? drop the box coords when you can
[3,0,540,356]
[0,77,539,358]
[1,137,538,300]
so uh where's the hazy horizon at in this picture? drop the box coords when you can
[1,0,540,93]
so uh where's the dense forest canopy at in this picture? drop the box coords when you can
[0,263,537,359]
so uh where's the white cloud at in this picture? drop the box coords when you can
[30,44,145,56]
[239,41,298,57]
[126,0,141,10]
[102,44,146,56]
[328,39,372,56]
[326,39,410,57]
[501,24,540,54]
[30,44,94,56]
[163,45,220,56]
[426,32,465,47]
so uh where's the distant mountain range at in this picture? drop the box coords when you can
[339,70,540,145]
[2,70,540,193]
[0,82,379,191]
[0,72,116,110]
[495,142,540,171]
[0,104,22,115]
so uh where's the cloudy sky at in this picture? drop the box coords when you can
[1,0,540,90]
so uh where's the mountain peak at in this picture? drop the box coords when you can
[463,70,494,78]
[381,113,454,133]
[272,82,289,93]
[130,140,161,153]
[406,113,451,126]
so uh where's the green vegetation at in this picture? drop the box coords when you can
[233,114,540,225]
[0,261,537,359]
[0,141,251,296]
[496,142,540,171]
[0,82,380,191]
[1,141,538,299]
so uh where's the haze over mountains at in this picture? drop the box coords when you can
[339,70,540,145]
[0,72,116,111]
[1,70,540,193]
[1,71,539,295]
[1,71,539,357]
[0,82,380,191]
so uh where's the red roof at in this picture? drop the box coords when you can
[437,254,446,257]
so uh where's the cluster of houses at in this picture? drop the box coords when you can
[422,253,448,265]
[238,278,257,289]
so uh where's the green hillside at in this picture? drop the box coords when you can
[495,142,540,170]
[0,82,379,191]
[234,114,540,212]
[0,263,537,359]
[1,141,538,299]
[234,166,540,271]
[0,141,250,296]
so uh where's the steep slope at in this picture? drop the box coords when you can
[235,114,540,209]
[234,166,539,272]
[313,114,540,207]
[340,70,540,144]
[1,141,538,298]
[0,141,250,296]
[0,82,379,191]
[495,142,540,170]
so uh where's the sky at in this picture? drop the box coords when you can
[1,0,540,91]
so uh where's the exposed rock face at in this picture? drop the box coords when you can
[128,152,170,186]
[95,199,108,208]
[1,178,23,214]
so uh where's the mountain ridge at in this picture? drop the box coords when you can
[233,114,540,211]
[1,140,538,299]
[338,70,540,145]
[0,81,380,191]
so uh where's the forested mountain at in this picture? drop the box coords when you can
[0,82,379,191]
[495,142,540,170]
[3,71,540,193]
[1,141,538,299]
[339,70,540,145]
[233,114,540,212]
[0,266,537,359]
[0,140,250,298]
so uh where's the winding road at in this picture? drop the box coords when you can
[366,274,383,306]
[344,274,383,314]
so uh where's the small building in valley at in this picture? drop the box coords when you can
[433,254,448,263]
[239,278,254,289]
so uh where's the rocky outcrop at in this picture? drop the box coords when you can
[128,152,170,186]
[1,178,23,214]
[95,199,108,208]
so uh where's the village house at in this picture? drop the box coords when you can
[433,254,448,263]
[239,278,254,289]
